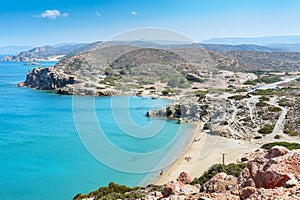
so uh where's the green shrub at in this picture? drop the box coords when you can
[283,129,298,136]
[261,142,300,150]
[258,124,274,134]
[256,75,282,84]
[228,95,245,101]
[186,74,204,82]
[243,80,257,85]
[256,101,268,107]
[104,67,113,76]
[241,157,249,162]
[259,96,270,102]
[253,135,262,139]
[268,106,282,112]
[99,77,116,86]
[195,90,208,98]
[278,98,292,107]
[252,89,275,96]
[191,163,246,185]
[161,88,173,95]
[73,182,142,200]
[274,135,281,139]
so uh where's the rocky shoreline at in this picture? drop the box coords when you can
[74,145,300,200]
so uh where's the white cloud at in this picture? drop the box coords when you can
[131,11,138,15]
[96,12,101,17]
[34,10,69,20]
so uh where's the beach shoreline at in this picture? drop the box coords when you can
[155,123,261,185]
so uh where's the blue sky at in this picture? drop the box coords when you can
[1,0,300,46]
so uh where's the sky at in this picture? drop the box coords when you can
[1,0,300,46]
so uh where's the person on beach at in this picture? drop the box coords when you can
[160,170,164,176]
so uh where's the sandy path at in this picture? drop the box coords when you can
[156,123,260,184]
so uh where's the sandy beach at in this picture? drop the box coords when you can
[156,123,260,184]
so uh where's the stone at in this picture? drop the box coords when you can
[239,186,256,200]
[177,172,192,184]
[162,185,175,197]
[265,146,289,159]
[202,173,238,193]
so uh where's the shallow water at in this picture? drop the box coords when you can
[0,61,194,200]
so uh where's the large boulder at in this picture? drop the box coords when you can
[242,148,300,189]
[177,172,192,184]
[202,172,238,193]
[265,146,289,159]
[162,181,199,197]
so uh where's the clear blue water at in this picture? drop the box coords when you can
[0,60,194,200]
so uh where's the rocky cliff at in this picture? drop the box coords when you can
[20,67,76,92]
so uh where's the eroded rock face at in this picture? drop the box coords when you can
[23,67,75,90]
[146,95,212,123]
[246,147,300,189]
[202,172,238,193]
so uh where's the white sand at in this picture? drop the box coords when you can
[156,123,260,184]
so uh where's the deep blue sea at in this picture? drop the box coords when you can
[0,59,194,200]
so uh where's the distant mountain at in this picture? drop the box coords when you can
[0,46,34,54]
[268,43,300,52]
[2,39,296,62]
[202,35,300,46]
[2,43,88,62]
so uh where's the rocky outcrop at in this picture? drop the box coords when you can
[146,95,213,123]
[22,67,76,90]
[176,172,192,184]
[202,172,238,193]
[242,146,300,189]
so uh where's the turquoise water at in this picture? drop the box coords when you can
[0,61,194,200]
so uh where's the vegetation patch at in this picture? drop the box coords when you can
[261,142,300,151]
[186,74,205,83]
[73,182,143,200]
[161,88,173,95]
[243,80,257,85]
[191,163,246,186]
[283,129,298,136]
[268,106,282,112]
[256,74,282,84]
[256,101,268,107]
[228,95,245,101]
[258,124,274,134]
[194,90,208,98]
[259,96,270,101]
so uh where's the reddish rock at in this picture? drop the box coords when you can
[177,172,192,184]
[203,172,238,193]
[243,148,300,189]
[265,146,289,159]
[239,187,256,200]
[162,185,175,197]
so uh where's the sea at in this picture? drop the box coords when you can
[0,58,194,200]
